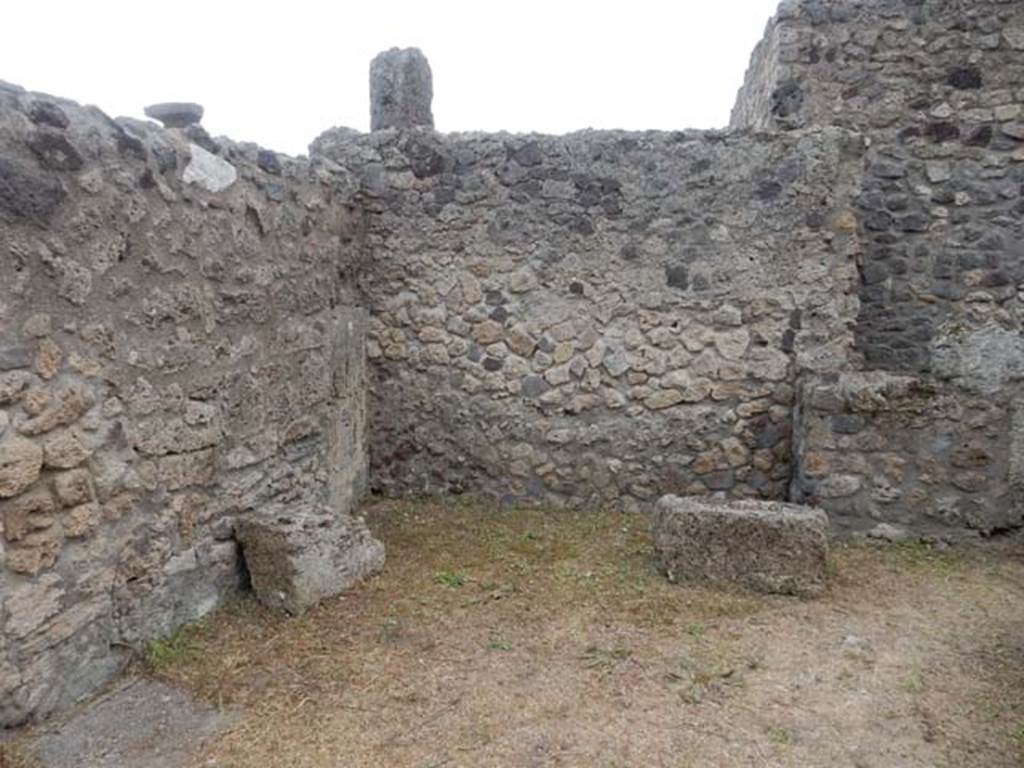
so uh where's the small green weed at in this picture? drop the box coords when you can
[901,666,925,694]
[1011,724,1024,748]
[435,570,467,588]
[144,623,202,670]
[888,540,960,575]
[581,645,632,675]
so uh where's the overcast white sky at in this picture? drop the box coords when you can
[2,0,781,156]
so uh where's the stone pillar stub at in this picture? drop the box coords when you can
[370,47,434,131]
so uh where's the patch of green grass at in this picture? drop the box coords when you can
[144,622,203,671]
[768,726,791,745]
[379,612,403,642]
[1011,724,1024,747]
[367,497,764,631]
[826,554,842,578]
[686,622,706,637]
[435,570,467,588]
[581,645,633,676]
[901,666,925,694]
[488,640,513,652]
[887,540,961,574]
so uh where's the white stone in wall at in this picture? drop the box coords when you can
[182,143,237,193]
[1004,28,1024,50]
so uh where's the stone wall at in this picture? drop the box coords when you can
[313,127,864,509]
[0,83,368,725]
[732,0,1024,534]
[732,0,1024,137]
[732,0,1024,374]
[3,0,1024,730]
[792,372,1022,537]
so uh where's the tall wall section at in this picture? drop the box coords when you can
[733,0,1024,536]
[0,83,368,725]
[314,127,864,510]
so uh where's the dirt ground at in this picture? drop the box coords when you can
[13,498,1024,767]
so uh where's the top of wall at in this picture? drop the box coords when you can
[732,0,1024,133]
[0,78,364,323]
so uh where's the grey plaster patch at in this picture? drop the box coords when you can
[932,324,1024,395]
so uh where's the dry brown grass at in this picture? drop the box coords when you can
[0,742,41,768]
[129,498,1024,768]
[11,498,1024,767]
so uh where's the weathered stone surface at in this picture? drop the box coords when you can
[41,428,91,469]
[0,370,32,403]
[369,47,434,131]
[182,143,237,192]
[867,523,911,543]
[734,0,1024,382]
[0,345,33,371]
[0,86,369,727]
[25,677,230,768]
[313,124,863,507]
[3,0,1024,730]
[793,372,1021,537]
[653,495,829,597]
[28,99,70,129]
[932,325,1024,396]
[35,338,62,380]
[3,573,64,639]
[236,504,384,615]
[26,132,83,172]
[17,383,93,436]
[257,149,282,175]
[0,156,66,222]
[6,527,61,574]
[2,487,56,542]
[64,501,101,538]
[143,101,204,128]
[53,468,94,507]
[0,434,43,497]
[644,389,684,410]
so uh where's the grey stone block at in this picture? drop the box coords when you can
[370,47,434,131]
[144,102,204,128]
[0,157,66,223]
[654,495,829,597]
[0,345,33,371]
[236,504,384,615]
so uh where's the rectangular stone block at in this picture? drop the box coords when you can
[236,504,384,615]
[653,495,829,597]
